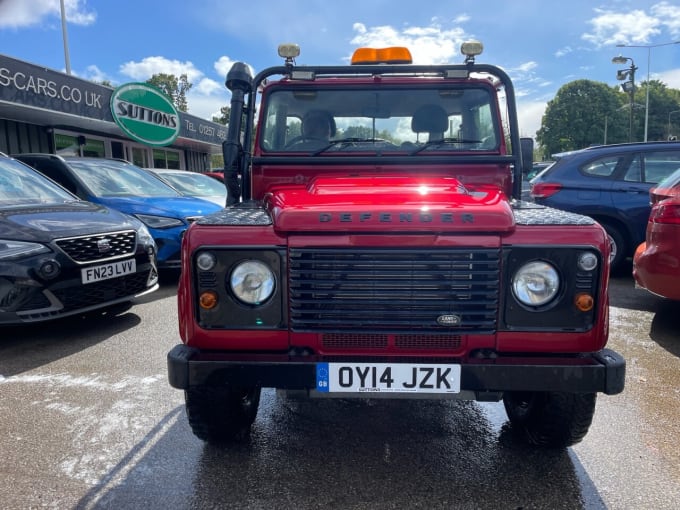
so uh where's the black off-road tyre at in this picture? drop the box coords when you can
[503,391,597,448]
[185,385,261,443]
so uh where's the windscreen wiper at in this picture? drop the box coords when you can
[409,137,482,155]
[311,138,391,156]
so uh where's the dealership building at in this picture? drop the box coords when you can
[0,53,226,171]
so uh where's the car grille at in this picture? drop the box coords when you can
[289,248,500,334]
[56,231,137,263]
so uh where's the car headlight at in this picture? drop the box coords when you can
[134,214,184,229]
[230,260,276,305]
[132,222,155,246]
[512,261,560,307]
[0,240,51,260]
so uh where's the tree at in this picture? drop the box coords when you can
[212,106,230,125]
[146,73,192,112]
[536,80,625,156]
[93,79,113,88]
[635,80,680,141]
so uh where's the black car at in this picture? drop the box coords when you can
[0,154,159,324]
[12,154,223,268]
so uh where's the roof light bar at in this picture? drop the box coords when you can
[351,47,413,65]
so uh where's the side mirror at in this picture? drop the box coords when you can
[520,137,534,176]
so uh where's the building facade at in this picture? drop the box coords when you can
[0,54,226,171]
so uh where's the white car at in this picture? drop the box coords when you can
[146,169,227,207]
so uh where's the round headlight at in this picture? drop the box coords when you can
[230,260,276,305]
[512,261,560,307]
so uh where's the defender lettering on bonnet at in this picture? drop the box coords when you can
[318,212,474,223]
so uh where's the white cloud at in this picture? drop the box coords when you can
[517,100,547,140]
[214,56,236,77]
[194,78,222,96]
[185,91,230,121]
[651,1,680,37]
[350,22,468,64]
[82,65,110,84]
[214,56,256,81]
[119,56,204,83]
[555,46,573,58]
[658,68,680,89]
[582,8,661,47]
[0,0,95,28]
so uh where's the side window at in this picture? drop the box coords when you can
[33,162,79,195]
[581,155,622,178]
[623,154,642,182]
[642,150,680,184]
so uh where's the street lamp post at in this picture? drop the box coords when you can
[669,110,680,140]
[60,0,71,75]
[616,41,680,142]
[612,55,636,142]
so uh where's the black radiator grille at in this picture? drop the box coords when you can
[289,248,499,333]
[56,230,136,263]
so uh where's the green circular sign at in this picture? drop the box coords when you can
[110,83,180,146]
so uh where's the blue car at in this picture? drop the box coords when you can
[530,141,680,271]
[13,155,224,269]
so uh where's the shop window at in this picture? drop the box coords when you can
[152,148,181,169]
[167,151,180,169]
[82,139,105,157]
[54,134,104,157]
[132,147,149,168]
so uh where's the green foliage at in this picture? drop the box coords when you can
[342,125,399,143]
[146,73,192,112]
[212,106,230,125]
[536,80,625,156]
[537,78,680,157]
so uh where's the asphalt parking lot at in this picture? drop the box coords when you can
[0,269,679,509]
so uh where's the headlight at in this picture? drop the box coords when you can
[135,222,155,246]
[134,214,184,229]
[512,261,560,307]
[230,260,276,305]
[0,240,51,260]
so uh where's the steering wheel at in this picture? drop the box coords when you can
[284,136,311,148]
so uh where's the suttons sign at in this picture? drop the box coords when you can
[110,83,180,147]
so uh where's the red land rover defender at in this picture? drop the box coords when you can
[168,42,625,447]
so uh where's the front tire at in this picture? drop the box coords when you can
[185,385,261,443]
[503,391,596,448]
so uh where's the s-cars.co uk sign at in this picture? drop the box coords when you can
[110,83,180,146]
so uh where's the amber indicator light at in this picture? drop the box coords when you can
[574,293,594,312]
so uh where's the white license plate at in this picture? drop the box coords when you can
[316,362,461,394]
[81,259,136,284]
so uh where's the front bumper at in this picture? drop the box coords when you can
[167,345,626,396]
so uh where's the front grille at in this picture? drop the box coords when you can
[56,230,136,263]
[322,333,462,350]
[290,248,499,333]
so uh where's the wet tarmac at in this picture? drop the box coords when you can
[0,271,679,509]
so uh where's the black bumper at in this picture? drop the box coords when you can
[167,344,625,396]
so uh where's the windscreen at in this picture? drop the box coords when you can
[0,158,76,208]
[66,159,182,198]
[259,85,500,154]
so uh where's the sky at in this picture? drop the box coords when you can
[1,0,680,139]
